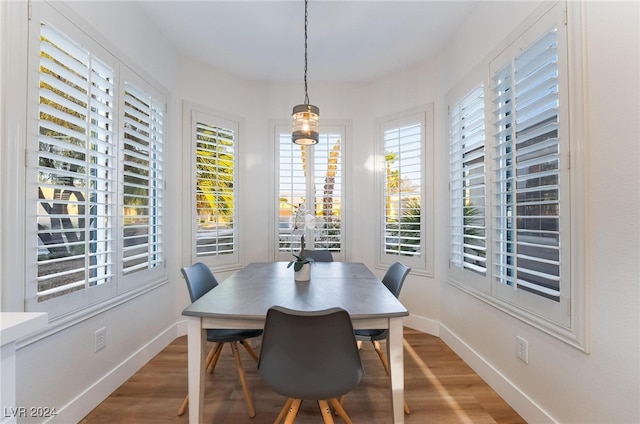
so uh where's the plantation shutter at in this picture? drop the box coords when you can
[277,133,309,253]
[383,120,422,257]
[36,22,116,301]
[277,128,344,255]
[493,27,561,301]
[122,81,164,275]
[194,118,236,257]
[311,132,343,251]
[449,84,487,275]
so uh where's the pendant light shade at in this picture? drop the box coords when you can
[292,0,319,145]
[292,103,319,145]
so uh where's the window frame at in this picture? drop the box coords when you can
[118,66,166,291]
[183,103,242,270]
[375,105,434,275]
[24,2,168,319]
[446,0,589,351]
[490,21,570,323]
[273,121,348,262]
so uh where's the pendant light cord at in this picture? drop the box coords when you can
[303,0,310,105]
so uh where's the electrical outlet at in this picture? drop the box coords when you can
[95,327,107,352]
[516,336,528,364]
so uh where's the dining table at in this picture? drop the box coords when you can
[182,261,410,423]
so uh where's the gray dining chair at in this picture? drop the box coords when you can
[350,261,411,414]
[178,262,263,417]
[302,249,334,262]
[258,306,364,424]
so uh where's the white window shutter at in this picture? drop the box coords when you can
[449,84,487,275]
[194,118,237,258]
[312,133,343,251]
[36,22,116,301]
[383,120,422,258]
[121,82,165,275]
[277,127,344,257]
[493,26,561,301]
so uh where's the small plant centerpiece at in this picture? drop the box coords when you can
[288,235,314,281]
[288,204,321,281]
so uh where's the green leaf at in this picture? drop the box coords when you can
[287,254,314,271]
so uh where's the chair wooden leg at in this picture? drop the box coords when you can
[372,340,391,374]
[240,338,259,363]
[230,341,256,418]
[329,398,352,424]
[372,340,411,415]
[177,343,221,416]
[283,399,302,424]
[274,398,294,424]
[205,343,217,366]
[207,342,225,374]
[177,394,189,416]
[318,400,335,424]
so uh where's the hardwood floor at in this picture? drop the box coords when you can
[80,328,525,423]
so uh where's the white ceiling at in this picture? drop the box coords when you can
[134,1,479,82]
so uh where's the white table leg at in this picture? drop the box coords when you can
[387,317,405,423]
[187,317,206,423]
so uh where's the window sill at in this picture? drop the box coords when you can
[16,278,168,349]
[447,276,589,353]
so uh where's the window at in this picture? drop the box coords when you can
[276,124,345,260]
[384,122,422,257]
[34,22,116,303]
[449,84,487,281]
[187,107,239,268]
[492,26,563,304]
[377,106,433,273]
[26,4,166,318]
[121,79,165,280]
[447,2,587,349]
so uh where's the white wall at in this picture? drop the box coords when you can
[429,1,639,423]
[2,1,638,423]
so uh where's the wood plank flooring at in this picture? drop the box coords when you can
[80,328,525,423]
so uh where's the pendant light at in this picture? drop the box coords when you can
[292,0,319,145]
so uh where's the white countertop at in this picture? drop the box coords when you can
[0,313,48,346]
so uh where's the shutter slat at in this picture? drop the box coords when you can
[492,24,561,299]
[39,45,89,89]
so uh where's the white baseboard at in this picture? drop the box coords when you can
[48,316,553,424]
[403,313,440,336]
[439,324,556,423]
[176,318,188,337]
[51,323,179,424]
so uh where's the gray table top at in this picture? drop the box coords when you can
[182,262,409,321]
